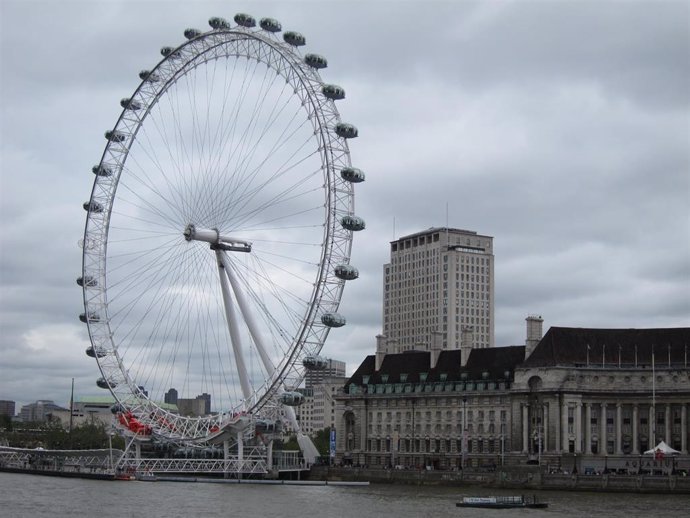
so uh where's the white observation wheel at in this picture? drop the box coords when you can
[79,14,365,441]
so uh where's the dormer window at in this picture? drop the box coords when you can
[439,373,448,382]
[362,375,370,385]
[381,374,389,383]
[400,373,408,382]
[420,372,428,382]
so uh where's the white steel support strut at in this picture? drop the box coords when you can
[219,254,276,376]
[216,250,252,403]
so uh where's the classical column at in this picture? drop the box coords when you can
[543,403,549,453]
[585,403,592,454]
[682,404,687,454]
[555,401,561,453]
[522,403,529,453]
[665,403,672,445]
[562,400,569,452]
[600,403,607,455]
[632,404,639,454]
[575,401,582,453]
[615,402,623,454]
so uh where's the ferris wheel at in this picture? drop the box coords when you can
[78,13,365,442]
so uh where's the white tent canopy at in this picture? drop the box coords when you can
[644,441,680,455]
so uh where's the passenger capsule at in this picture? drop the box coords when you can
[161,46,181,59]
[334,264,359,281]
[139,70,160,83]
[322,84,345,100]
[303,355,329,370]
[321,312,346,328]
[96,377,116,389]
[259,17,281,33]
[209,17,230,30]
[111,403,126,414]
[279,391,304,406]
[340,167,365,183]
[234,13,256,27]
[120,98,141,110]
[86,345,107,358]
[92,164,113,177]
[335,122,358,139]
[305,54,327,69]
[340,215,365,231]
[184,28,202,40]
[105,130,127,143]
[255,419,280,433]
[79,312,101,323]
[83,201,104,213]
[283,31,305,46]
[76,275,97,288]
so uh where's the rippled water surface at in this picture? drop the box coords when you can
[3,472,689,518]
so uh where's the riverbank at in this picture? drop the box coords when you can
[0,465,114,480]
[311,465,690,494]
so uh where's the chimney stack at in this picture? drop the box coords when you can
[375,334,388,371]
[430,331,443,369]
[525,315,544,359]
[460,326,474,366]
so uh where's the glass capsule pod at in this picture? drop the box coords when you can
[260,17,281,32]
[304,53,327,69]
[321,312,346,328]
[79,312,100,323]
[105,130,126,143]
[322,84,345,100]
[283,31,305,46]
[341,215,365,231]
[86,345,107,358]
[279,391,304,406]
[255,419,280,433]
[303,355,329,370]
[334,264,359,281]
[184,28,201,40]
[92,164,113,177]
[340,167,365,183]
[96,377,116,389]
[139,70,160,83]
[110,403,126,414]
[335,122,358,139]
[83,201,104,213]
[76,275,97,287]
[234,13,256,27]
[209,17,230,30]
[120,98,141,110]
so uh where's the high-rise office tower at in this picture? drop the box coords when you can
[382,227,494,354]
[304,358,346,389]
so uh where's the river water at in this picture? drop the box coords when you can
[2,472,689,517]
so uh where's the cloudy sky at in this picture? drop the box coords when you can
[1,0,688,411]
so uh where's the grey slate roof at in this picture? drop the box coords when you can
[521,327,690,368]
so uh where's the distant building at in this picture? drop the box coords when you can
[177,398,206,417]
[0,400,16,418]
[305,359,346,389]
[164,388,178,405]
[19,400,69,423]
[382,227,495,358]
[197,393,211,415]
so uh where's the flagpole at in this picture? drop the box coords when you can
[652,345,656,445]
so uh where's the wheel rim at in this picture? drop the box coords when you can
[81,24,356,441]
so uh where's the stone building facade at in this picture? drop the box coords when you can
[513,327,690,469]
[335,326,690,472]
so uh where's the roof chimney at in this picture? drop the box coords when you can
[430,331,443,369]
[375,334,388,371]
[525,315,544,359]
[460,326,473,367]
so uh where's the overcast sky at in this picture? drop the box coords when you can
[1,0,688,411]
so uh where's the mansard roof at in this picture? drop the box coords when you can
[521,327,690,368]
[344,346,526,388]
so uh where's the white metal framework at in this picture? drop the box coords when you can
[80,15,363,442]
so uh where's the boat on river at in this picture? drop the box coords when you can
[456,495,548,509]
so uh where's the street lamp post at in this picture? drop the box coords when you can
[501,434,505,467]
[462,396,467,470]
[108,431,114,472]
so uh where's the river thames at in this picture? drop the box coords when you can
[3,472,689,517]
